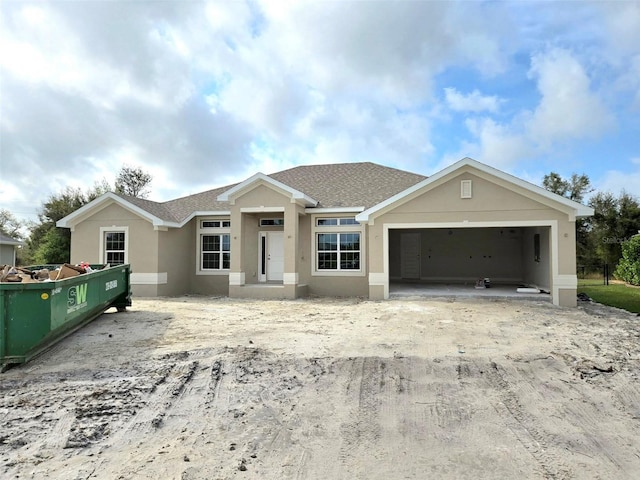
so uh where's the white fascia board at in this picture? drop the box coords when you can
[56,192,166,228]
[306,207,365,214]
[357,157,594,222]
[217,172,318,206]
[177,211,231,227]
[0,239,24,246]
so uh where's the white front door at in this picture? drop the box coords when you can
[260,231,284,282]
[401,232,421,279]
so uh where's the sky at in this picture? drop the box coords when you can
[1,0,639,226]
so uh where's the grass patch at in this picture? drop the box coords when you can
[578,282,640,314]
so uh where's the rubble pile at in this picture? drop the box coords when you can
[0,263,94,283]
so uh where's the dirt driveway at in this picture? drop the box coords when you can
[1,295,640,479]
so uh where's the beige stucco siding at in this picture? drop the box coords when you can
[72,203,160,294]
[233,184,292,208]
[297,215,312,285]
[156,221,194,296]
[380,173,567,222]
[308,276,368,297]
[69,203,162,295]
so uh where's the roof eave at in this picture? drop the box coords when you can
[56,192,168,229]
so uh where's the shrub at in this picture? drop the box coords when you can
[615,235,640,285]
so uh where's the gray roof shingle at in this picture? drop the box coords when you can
[118,162,426,223]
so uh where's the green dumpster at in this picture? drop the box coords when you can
[0,264,131,371]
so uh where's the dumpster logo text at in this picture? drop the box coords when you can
[67,284,88,314]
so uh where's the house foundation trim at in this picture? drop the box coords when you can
[229,272,245,286]
[283,273,299,285]
[130,272,168,285]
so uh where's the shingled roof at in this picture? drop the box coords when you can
[116,162,426,223]
[269,162,426,208]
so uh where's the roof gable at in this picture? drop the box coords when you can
[356,157,594,223]
[217,173,318,207]
[57,192,175,229]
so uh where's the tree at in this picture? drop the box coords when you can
[115,165,152,198]
[27,187,87,264]
[542,172,592,203]
[542,171,593,267]
[588,190,640,269]
[615,235,640,285]
[0,209,24,240]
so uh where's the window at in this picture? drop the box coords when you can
[313,215,364,275]
[197,218,231,274]
[317,232,360,270]
[201,234,230,270]
[317,217,359,226]
[104,231,126,265]
[201,220,230,228]
[260,218,284,227]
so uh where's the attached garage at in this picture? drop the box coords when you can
[359,158,593,307]
[389,225,551,291]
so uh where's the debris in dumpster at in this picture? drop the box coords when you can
[1,263,102,283]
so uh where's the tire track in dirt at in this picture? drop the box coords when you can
[483,359,573,479]
[339,357,383,470]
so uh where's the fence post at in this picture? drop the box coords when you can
[604,263,609,285]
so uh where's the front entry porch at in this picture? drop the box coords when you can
[229,282,309,299]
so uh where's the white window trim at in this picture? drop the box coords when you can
[260,218,284,227]
[196,218,231,275]
[99,226,129,265]
[461,180,472,198]
[311,216,366,277]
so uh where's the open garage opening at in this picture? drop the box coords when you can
[388,226,552,299]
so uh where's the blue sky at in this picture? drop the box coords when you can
[1,0,638,225]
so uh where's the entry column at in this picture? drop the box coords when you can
[229,207,245,289]
[283,203,302,297]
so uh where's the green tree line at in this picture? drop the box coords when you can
[542,172,640,278]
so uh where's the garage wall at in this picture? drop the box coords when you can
[389,228,524,283]
[521,226,551,291]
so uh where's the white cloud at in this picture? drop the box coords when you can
[527,48,614,146]
[596,169,640,196]
[444,88,502,113]
[446,49,616,170]
[0,0,638,226]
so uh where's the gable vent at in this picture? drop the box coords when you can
[461,180,472,199]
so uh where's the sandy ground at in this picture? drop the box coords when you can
[1,295,640,480]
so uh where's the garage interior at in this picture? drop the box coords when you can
[388,226,552,300]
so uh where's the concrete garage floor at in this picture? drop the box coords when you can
[389,281,552,301]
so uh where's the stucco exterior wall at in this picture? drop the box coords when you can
[69,203,161,296]
[298,214,312,285]
[522,226,551,290]
[308,276,369,297]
